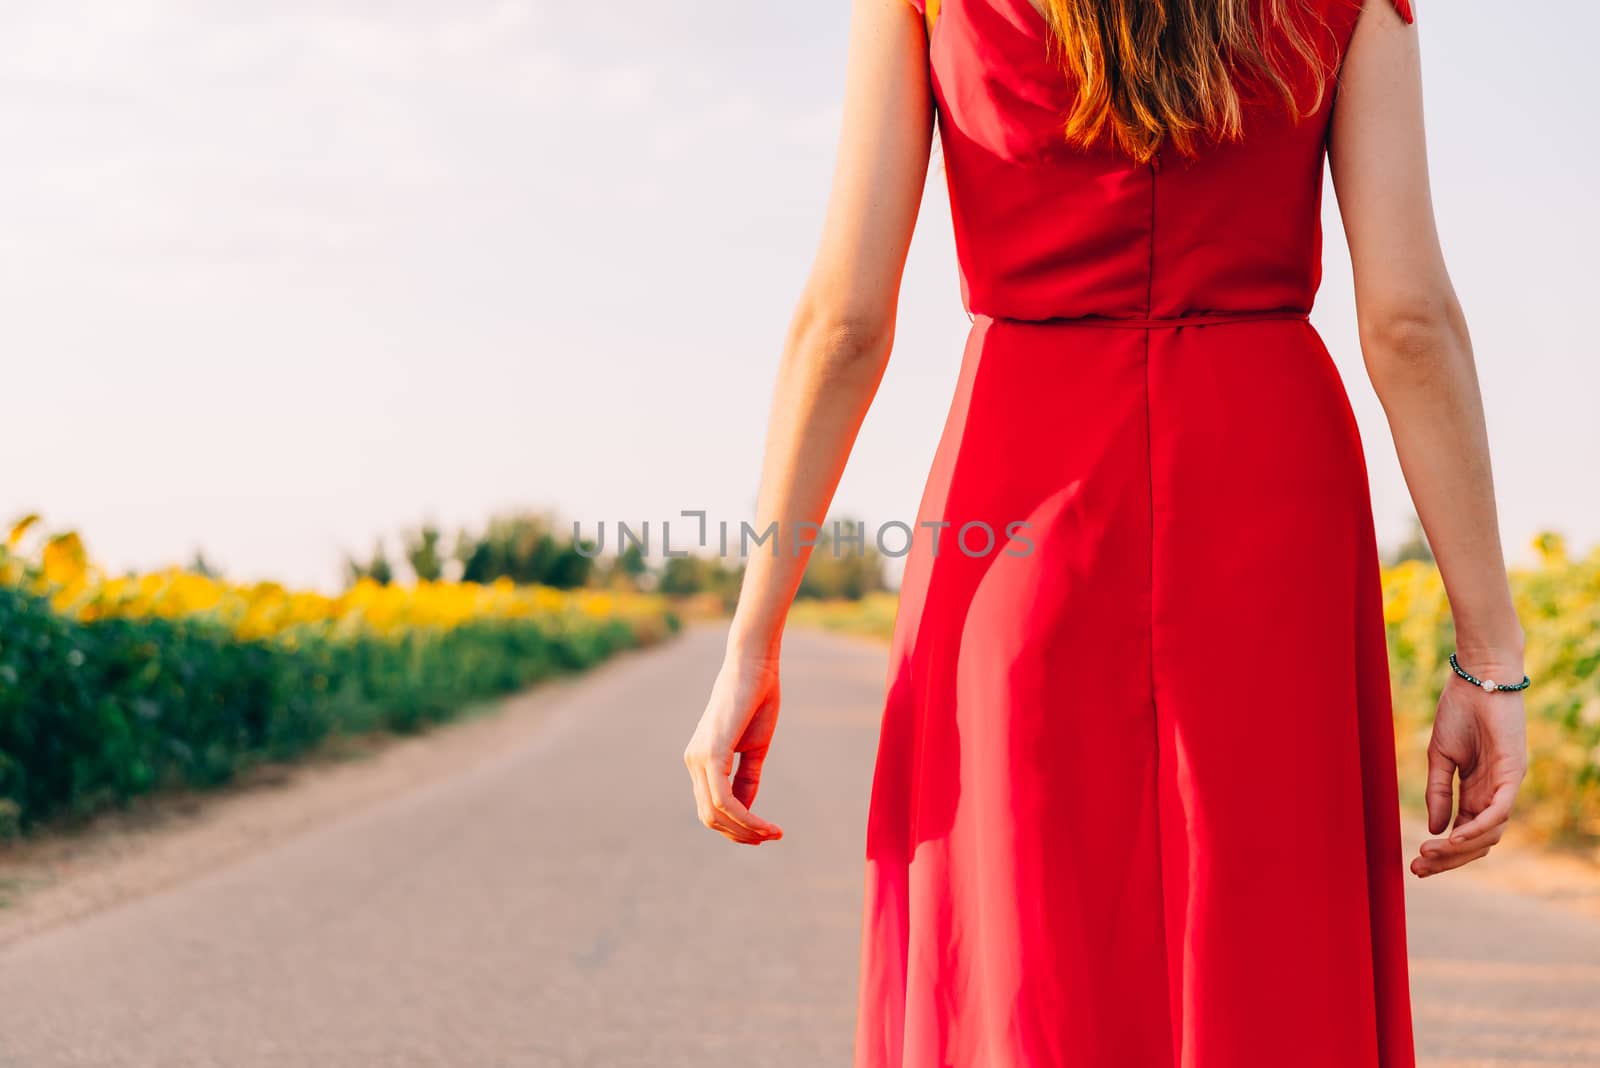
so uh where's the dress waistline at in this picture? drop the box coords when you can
[978,309,1310,330]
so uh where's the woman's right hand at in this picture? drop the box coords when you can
[682,646,786,846]
[1411,653,1529,878]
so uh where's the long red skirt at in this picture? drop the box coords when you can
[853,313,1415,1067]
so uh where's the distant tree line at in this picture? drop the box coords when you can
[346,513,605,590]
[344,513,889,603]
[655,517,889,606]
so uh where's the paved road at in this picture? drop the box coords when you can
[1,624,1597,1067]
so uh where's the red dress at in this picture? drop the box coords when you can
[855,1,1418,1065]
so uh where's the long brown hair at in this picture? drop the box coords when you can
[1035,0,1330,163]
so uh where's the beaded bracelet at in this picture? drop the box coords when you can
[1448,652,1531,693]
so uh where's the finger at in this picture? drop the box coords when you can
[685,754,719,830]
[1418,821,1504,862]
[1448,780,1517,844]
[1439,814,1508,855]
[685,750,754,842]
[1415,843,1493,877]
[1423,744,1456,835]
[696,764,767,843]
[705,761,782,839]
[731,748,767,809]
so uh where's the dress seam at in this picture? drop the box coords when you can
[1143,155,1176,1062]
[1141,325,1175,1068]
[1144,159,1157,316]
[1142,147,1175,1067]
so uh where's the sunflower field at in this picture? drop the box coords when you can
[0,518,678,834]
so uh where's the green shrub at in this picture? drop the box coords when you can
[0,585,652,829]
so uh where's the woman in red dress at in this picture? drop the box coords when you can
[683,1,1529,1064]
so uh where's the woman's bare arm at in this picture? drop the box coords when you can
[683,0,934,844]
[1329,0,1527,876]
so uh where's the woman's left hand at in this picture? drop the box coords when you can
[683,648,786,846]
[1412,660,1528,878]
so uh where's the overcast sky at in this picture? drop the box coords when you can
[2,1,1594,590]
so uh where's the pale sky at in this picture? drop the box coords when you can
[2,1,1594,590]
